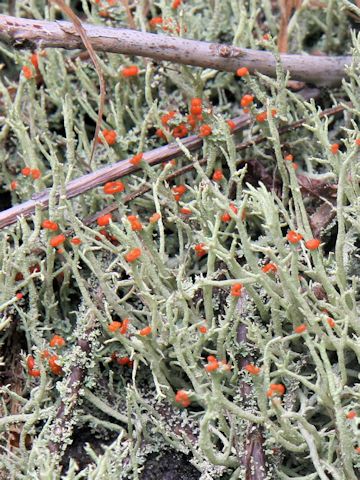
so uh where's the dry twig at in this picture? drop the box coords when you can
[0,15,352,87]
[0,115,250,230]
[0,103,345,230]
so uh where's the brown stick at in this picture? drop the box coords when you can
[0,103,345,230]
[0,15,352,87]
[0,116,250,230]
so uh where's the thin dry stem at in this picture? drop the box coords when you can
[49,0,106,166]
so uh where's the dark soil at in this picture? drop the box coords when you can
[140,451,200,480]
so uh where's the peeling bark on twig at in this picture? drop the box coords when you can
[0,15,352,87]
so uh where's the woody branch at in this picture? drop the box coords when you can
[0,15,352,87]
[0,104,344,230]
[0,116,250,229]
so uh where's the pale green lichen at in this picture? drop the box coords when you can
[0,0,360,479]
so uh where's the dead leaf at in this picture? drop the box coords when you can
[310,202,336,238]
[9,431,33,450]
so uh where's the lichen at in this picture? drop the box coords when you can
[1,0,360,479]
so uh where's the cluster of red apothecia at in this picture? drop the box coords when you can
[26,208,165,261]
[155,98,217,142]
[109,319,153,369]
[26,335,65,377]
